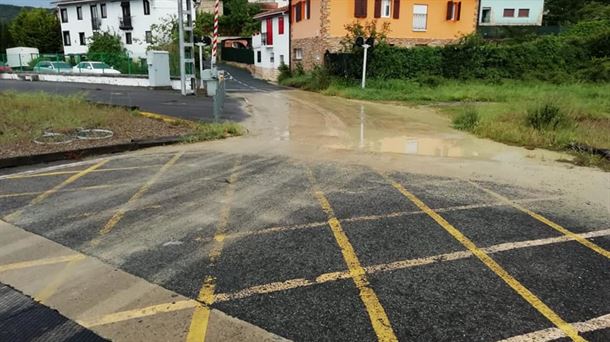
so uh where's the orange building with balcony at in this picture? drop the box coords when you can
[290,0,479,69]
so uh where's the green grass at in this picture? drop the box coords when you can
[182,121,245,143]
[281,76,610,170]
[0,91,135,145]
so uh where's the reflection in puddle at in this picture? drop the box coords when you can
[248,90,567,163]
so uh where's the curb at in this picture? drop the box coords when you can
[0,136,183,169]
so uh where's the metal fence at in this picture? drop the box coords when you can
[0,53,152,75]
[221,47,254,65]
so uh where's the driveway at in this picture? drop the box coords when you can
[0,69,608,342]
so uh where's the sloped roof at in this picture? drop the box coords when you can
[253,6,288,20]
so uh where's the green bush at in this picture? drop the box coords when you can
[277,62,291,82]
[452,106,480,131]
[526,101,569,131]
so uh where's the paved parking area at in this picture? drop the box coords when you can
[0,150,609,341]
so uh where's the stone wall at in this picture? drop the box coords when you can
[253,65,280,81]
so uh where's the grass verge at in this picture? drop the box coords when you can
[281,76,610,170]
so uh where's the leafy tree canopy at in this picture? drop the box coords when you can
[544,0,610,25]
[8,8,61,53]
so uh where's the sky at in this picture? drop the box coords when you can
[0,0,53,7]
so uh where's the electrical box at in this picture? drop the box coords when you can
[147,51,171,88]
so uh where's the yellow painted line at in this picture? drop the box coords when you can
[139,111,189,126]
[78,300,200,328]
[386,176,585,342]
[3,165,158,180]
[499,313,610,342]
[35,258,83,303]
[469,181,609,259]
[214,228,610,304]
[3,160,109,221]
[0,182,143,199]
[90,152,183,245]
[0,254,86,273]
[307,169,398,342]
[187,156,242,342]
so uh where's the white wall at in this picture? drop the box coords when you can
[253,12,289,71]
[59,0,190,58]
[479,0,545,26]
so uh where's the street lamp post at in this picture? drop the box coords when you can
[361,44,370,89]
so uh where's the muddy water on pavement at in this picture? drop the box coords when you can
[243,90,567,163]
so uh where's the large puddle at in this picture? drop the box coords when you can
[244,90,568,163]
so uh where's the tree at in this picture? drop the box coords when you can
[543,0,610,25]
[220,0,261,36]
[87,31,126,68]
[8,8,61,53]
[0,21,13,53]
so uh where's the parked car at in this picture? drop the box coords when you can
[33,61,73,73]
[73,61,121,75]
[0,62,12,73]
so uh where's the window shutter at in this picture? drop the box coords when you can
[456,2,462,20]
[354,0,367,18]
[266,18,273,45]
[279,16,284,34]
[374,0,382,18]
[393,0,400,19]
[306,0,311,19]
[295,2,302,22]
[446,1,454,20]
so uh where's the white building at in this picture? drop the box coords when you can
[55,0,192,58]
[479,0,545,26]
[251,5,288,81]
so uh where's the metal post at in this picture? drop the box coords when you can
[177,0,186,95]
[197,42,204,89]
[212,0,219,69]
[361,44,369,89]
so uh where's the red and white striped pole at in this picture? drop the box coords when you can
[212,0,219,68]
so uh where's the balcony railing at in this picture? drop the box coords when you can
[91,17,102,30]
[261,34,273,46]
[119,16,133,30]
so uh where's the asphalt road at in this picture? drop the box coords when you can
[0,63,277,122]
[1,150,608,341]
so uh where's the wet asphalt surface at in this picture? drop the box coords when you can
[0,63,277,122]
[1,151,609,341]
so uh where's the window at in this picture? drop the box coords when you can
[295,2,302,22]
[100,3,107,18]
[270,52,275,64]
[63,31,71,46]
[126,32,132,45]
[77,6,83,20]
[79,32,86,45]
[503,8,515,17]
[446,1,462,21]
[278,16,284,35]
[294,48,303,60]
[306,0,311,20]
[60,8,68,23]
[91,5,100,30]
[381,0,391,18]
[412,5,428,31]
[354,0,367,18]
[257,51,261,63]
[143,0,151,15]
[280,54,285,65]
[481,7,491,23]
[145,30,152,43]
[518,8,530,17]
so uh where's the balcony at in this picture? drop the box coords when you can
[261,34,273,47]
[119,16,133,30]
[91,17,101,31]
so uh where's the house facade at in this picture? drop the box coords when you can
[291,0,479,69]
[479,0,544,26]
[252,6,290,80]
[56,0,188,58]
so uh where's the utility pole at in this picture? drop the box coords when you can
[211,0,220,70]
[361,44,369,89]
[177,0,196,96]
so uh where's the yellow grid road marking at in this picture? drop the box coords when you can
[78,300,200,328]
[386,176,586,342]
[90,152,183,246]
[2,165,159,180]
[0,254,85,273]
[468,181,610,259]
[4,160,109,221]
[0,182,149,199]
[214,228,610,303]
[34,258,83,302]
[307,169,398,342]
[499,313,610,342]
[187,156,242,342]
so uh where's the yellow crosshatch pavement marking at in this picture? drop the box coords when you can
[0,254,86,273]
[2,165,160,180]
[468,181,610,259]
[306,168,398,342]
[385,175,586,342]
[187,156,242,342]
[89,152,184,246]
[3,160,109,221]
